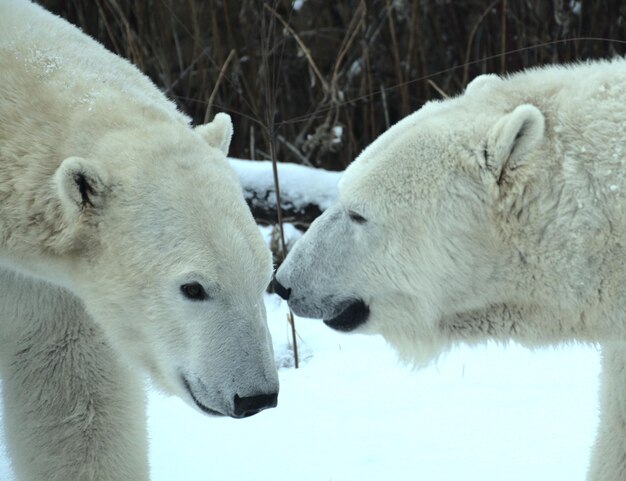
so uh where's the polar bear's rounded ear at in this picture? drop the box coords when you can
[54,156,109,215]
[465,73,501,95]
[487,104,545,184]
[194,112,233,156]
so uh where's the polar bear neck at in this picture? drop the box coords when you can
[468,61,626,346]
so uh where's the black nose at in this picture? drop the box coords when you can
[233,392,278,418]
[272,277,291,301]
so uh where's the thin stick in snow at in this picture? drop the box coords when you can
[262,5,299,369]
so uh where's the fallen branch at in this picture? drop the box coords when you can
[229,158,340,228]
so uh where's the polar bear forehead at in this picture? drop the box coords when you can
[110,162,270,289]
[101,124,241,198]
[139,157,246,228]
[338,99,481,212]
[105,129,254,251]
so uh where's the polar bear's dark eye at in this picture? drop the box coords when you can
[348,210,367,224]
[180,282,208,301]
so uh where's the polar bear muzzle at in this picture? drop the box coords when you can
[274,276,370,332]
[183,376,279,419]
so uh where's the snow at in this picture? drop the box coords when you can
[332,125,344,145]
[292,0,306,11]
[0,293,601,481]
[348,59,363,79]
[229,158,340,212]
[258,222,303,255]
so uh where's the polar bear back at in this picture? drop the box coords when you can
[0,0,188,126]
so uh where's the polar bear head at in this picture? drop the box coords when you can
[275,78,547,363]
[52,113,278,418]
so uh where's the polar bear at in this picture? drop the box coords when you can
[0,1,278,480]
[275,58,626,480]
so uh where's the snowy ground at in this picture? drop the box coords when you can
[0,292,601,481]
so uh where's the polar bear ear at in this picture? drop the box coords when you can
[194,112,233,156]
[54,156,109,215]
[487,104,545,183]
[465,73,501,95]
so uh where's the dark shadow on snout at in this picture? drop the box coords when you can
[324,300,369,332]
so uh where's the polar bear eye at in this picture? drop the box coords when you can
[180,282,209,301]
[348,210,367,224]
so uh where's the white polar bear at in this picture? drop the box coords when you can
[275,58,626,480]
[0,1,278,480]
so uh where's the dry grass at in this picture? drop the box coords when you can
[41,0,626,171]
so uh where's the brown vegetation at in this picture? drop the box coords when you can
[41,0,625,171]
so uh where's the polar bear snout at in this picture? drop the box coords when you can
[183,375,279,419]
[273,270,370,332]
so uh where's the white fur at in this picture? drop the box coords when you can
[194,112,234,156]
[276,58,626,480]
[0,1,278,479]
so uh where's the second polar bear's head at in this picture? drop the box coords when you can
[275,75,549,362]
[52,113,278,418]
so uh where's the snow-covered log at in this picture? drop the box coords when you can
[229,159,341,227]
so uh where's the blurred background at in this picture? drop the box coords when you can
[39,0,626,172]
